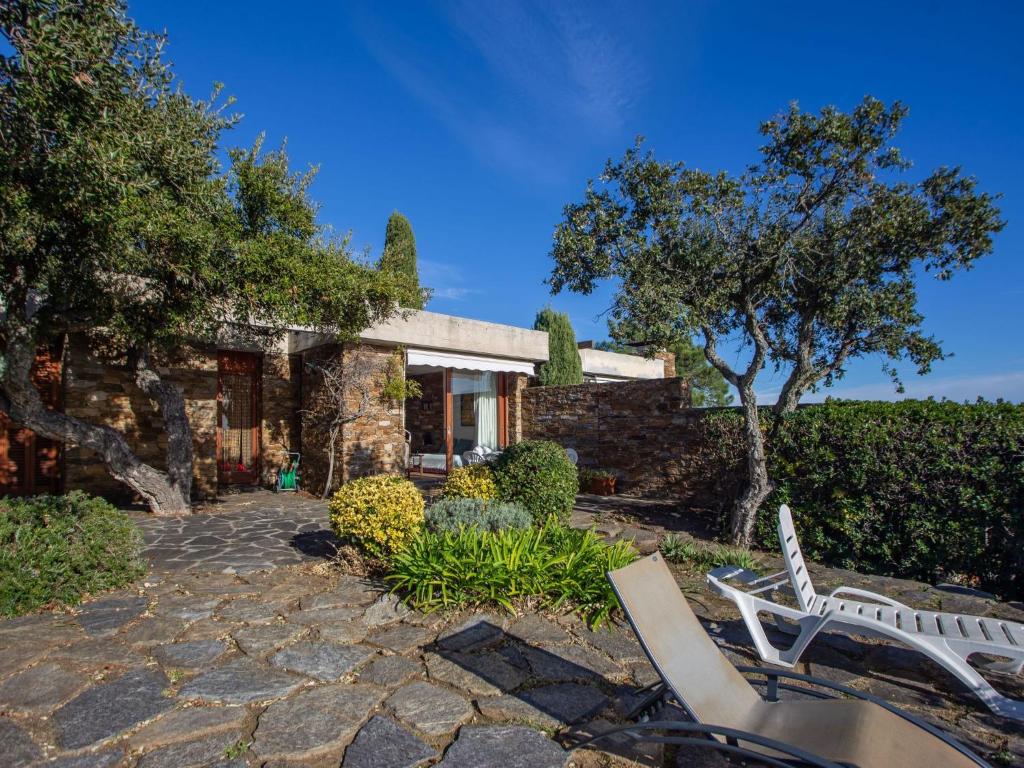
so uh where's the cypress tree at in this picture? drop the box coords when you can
[379,211,424,309]
[534,308,584,385]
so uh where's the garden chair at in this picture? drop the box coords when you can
[462,450,486,466]
[707,504,1024,721]
[577,553,989,767]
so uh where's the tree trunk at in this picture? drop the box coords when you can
[321,424,340,499]
[130,348,194,512]
[729,385,773,547]
[0,329,191,514]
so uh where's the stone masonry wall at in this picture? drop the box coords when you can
[505,373,529,444]
[63,342,219,501]
[300,343,405,496]
[521,377,742,504]
[63,339,300,503]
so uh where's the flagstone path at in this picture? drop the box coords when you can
[0,492,1021,767]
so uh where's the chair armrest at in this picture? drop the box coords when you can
[826,585,908,608]
[735,666,991,767]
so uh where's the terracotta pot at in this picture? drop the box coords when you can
[587,476,616,495]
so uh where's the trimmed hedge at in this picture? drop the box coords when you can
[0,492,145,617]
[494,440,579,523]
[700,400,1024,599]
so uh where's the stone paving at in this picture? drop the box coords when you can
[0,492,1022,767]
[134,493,335,574]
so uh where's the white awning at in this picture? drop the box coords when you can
[406,348,536,375]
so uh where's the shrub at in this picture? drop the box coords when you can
[328,475,425,558]
[425,498,532,533]
[388,518,637,626]
[494,440,579,523]
[0,492,145,617]
[700,399,1024,599]
[442,464,498,500]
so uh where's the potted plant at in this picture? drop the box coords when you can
[579,468,617,495]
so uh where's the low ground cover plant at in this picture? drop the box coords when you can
[493,440,578,523]
[425,497,531,533]
[700,399,1024,598]
[660,533,760,573]
[329,475,425,558]
[388,517,636,626]
[0,492,145,617]
[442,464,497,500]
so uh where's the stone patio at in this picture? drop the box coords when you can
[1,492,1022,767]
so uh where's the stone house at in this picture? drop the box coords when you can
[0,309,665,502]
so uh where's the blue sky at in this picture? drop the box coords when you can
[134,1,1024,402]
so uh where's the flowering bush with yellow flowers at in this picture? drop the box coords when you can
[442,464,498,500]
[328,475,425,559]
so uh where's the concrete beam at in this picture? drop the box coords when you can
[579,347,664,380]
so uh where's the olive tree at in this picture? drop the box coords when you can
[549,97,1004,545]
[0,1,399,513]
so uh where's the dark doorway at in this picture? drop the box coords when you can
[217,350,262,486]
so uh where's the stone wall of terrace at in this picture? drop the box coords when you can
[522,377,741,505]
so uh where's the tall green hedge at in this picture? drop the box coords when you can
[700,400,1024,599]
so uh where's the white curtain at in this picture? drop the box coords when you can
[474,372,498,451]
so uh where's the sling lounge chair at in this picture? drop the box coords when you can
[707,504,1024,721]
[579,553,989,767]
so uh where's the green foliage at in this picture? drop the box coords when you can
[380,351,423,402]
[671,339,733,407]
[387,518,637,627]
[578,468,615,483]
[534,308,583,386]
[0,2,402,509]
[596,337,733,406]
[379,211,424,309]
[494,440,579,523]
[549,96,1004,544]
[442,465,498,500]
[700,400,1024,599]
[425,498,532,533]
[328,475,425,558]
[0,492,145,617]
[660,534,759,572]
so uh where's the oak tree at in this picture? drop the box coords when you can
[550,98,1003,545]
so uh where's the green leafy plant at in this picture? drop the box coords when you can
[700,399,1024,599]
[223,740,251,760]
[579,468,615,483]
[328,475,425,559]
[425,498,532,533]
[660,534,759,573]
[0,492,145,617]
[380,351,423,402]
[388,518,637,627]
[494,440,579,523]
[442,465,498,500]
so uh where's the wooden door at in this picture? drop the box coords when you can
[0,347,63,496]
[217,351,262,486]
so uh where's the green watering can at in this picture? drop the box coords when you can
[276,452,300,492]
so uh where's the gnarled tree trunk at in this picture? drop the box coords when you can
[1,328,192,514]
[729,384,773,547]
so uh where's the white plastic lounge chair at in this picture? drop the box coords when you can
[707,504,1024,721]
[578,553,988,767]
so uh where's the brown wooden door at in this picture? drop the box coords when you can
[217,351,262,486]
[0,347,63,497]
